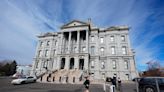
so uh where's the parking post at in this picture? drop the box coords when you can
[135,79,139,92]
[155,78,160,92]
[110,85,115,92]
[103,82,106,92]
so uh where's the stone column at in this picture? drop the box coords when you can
[52,59,56,70]
[68,32,72,53]
[60,32,63,54]
[65,56,70,70]
[77,31,80,53]
[74,57,79,69]
[86,30,89,53]
[84,56,89,70]
[56,57,61,69]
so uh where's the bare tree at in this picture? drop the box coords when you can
[142,60,163,77]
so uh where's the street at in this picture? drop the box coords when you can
[0,77,138,92]
[0,77,104,92]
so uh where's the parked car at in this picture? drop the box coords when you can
[138,77,164,92]
[11,76,37,85]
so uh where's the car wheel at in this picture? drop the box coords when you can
[33,80,36,82]
[145,87,155,92]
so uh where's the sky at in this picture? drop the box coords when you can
[0,0,164,71]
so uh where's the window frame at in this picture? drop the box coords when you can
[112,60,116,69]
[110,36,114,42]
[122,46,127,55]
[121,35,125,41]
[47,41,50,46]
[100,37,104,43]
[111,46,115,54]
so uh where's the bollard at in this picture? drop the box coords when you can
[103,82,106,92]
[155,78,160,92]
[110,85,115,92]
[135,78,139,92]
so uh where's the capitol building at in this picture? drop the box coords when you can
[31,20,138,83]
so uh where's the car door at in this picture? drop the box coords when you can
[158,78,164,91]
[27,77,34,83]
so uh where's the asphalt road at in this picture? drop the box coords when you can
[0,77,104,92]
[0,77,143,92]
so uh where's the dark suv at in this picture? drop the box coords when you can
[138,77,164,92]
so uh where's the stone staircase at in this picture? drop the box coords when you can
[38,69,84,84]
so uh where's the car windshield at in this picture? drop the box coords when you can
[18,77,27,79]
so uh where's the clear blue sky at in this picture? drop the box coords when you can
[0,0,164,71]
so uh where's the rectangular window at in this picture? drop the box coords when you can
[40,41,43,47]
[43,61,47,68]
[82,47,86,52]
[111,46,115,54]
[91,36,94,42]
[45,50,49,57]
[91,46,95,55]
[125,74,129,80]
[91,61,95,68]
[53,50,56,56]
[35,61,39,68]
[54,41,57,46]
[47,41,50,46]
[100,37,104,43]
[110,36,114,42]
[124,60,128,69]
[100,47,104,55]
[122,46,126,54]
[38,50,42,57]
[74,47,77,53]
[101,61,105,69]
[121,35,125,41]
[112,60,116,69]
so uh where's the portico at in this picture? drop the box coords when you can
[59,55,88,70]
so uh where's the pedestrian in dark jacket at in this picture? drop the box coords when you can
[112,76,117,86]
[83,77,90,92]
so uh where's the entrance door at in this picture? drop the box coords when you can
[79,59,84,70]
[60,58,65,69]
[125,74,129,80]
[70,58,74,69]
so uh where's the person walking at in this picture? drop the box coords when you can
[83,77,90,92]
[118,77,122,91]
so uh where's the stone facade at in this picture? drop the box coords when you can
[31,20,138,81]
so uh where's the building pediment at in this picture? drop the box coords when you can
[61,20,89,29]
